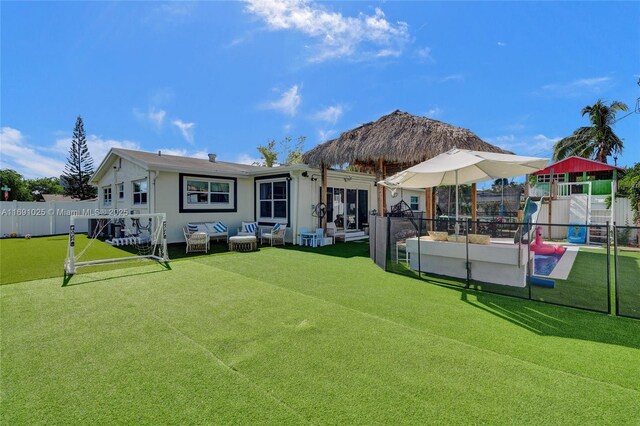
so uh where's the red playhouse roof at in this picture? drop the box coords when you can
[533,156,622,175]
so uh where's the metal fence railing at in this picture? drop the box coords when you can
[614,225,640,319]
[373,215,639,319]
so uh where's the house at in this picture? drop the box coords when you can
[527,156,623,242]
[90,148,381,244]
[529,156,620,198]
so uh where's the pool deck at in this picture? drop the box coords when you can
[546,246,579,280]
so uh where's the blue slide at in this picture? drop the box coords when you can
[515,197,542,243]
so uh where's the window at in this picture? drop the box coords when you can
[179,175,236,212]
[186,179,230,205]
[103,186,112,206]
[410,196,419,211]
[133,180,147,205]
[259,180,288,220]
[117,183,124,199]
[537,174,566,183]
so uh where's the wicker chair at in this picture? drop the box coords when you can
[260,225,287,246]
[183,226,209,254]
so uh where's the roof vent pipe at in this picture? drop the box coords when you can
[208,153,217,162]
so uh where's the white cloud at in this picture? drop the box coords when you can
[265,85,302,116]
[312,104,344,124]
[375,49,401,58]
[223,37,245,48]
[172,119,195,144]
[0,127,66,178]
[497,41,507,47]
[234,153,263,165]
[440,73,464,83]
[245,0,410,62]
[425,106,442,118]
[157,149,208,159]
[133,107,166,130]
[541,76,612,97]
[318,129,336,142]
[484,134,560,157]
[52,135,140,166]
[415,46,433,62]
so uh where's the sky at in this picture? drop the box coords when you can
[1,1,639,180]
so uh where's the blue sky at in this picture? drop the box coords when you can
[1,1,638,179]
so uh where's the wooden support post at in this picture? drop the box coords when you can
[376,158,385,216]
[471,183,477,233]
[425,188,432,232]
[321,164,328,229]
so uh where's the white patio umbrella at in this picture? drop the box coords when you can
[380,149,548,220]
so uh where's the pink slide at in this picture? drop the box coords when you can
[530,226,566,255]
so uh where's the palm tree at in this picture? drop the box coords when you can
[553,99,628,163]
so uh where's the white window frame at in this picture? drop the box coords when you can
[181,176,234,210]
[132,180,148,205]
[410,195,419,211]
[537,173,566,183]
[258,179,288,222]
[117,183,124,200]
[102,186,112,206]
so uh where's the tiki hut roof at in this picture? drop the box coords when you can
[302,110,510,168]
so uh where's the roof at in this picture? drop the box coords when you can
[302,110,510,168]
[91,148,376,183]
[41,194,85,202]
[533,156,622,175]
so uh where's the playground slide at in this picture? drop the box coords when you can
[515,197,542,243]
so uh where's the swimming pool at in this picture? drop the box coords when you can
[534,253,563,276]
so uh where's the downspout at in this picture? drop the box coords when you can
[150,170,159,215]
[294,171,300,243]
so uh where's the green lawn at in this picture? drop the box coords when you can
[2,238,640,424]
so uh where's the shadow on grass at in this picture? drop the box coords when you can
[61,264,171,287]
[459,289,640,350]
[387,260,640,350]
[280,241,370,259]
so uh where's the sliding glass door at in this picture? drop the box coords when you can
[321,187,368,229]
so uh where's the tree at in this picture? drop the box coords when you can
[255,136,306,167]
[0,169,32,201]
[280,136,306,165]
[26,177,64,197]
[256,139,279,167]
[553,99,628,163]
[61,116,97,199]
[615,162,640,224]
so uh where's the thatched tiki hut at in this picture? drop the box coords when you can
[302,110,509,224]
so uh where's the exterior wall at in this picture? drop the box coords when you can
[155,172,255,244]
[92,154,380,244]
[96,156,151,214]
[293,169,377,236]
[385,188,424,214]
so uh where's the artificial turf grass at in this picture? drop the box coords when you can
[390,245,640,316]
[196,245,640,392]
[2,257,639,425]
[0,235,138,285]
[0,235,228,285]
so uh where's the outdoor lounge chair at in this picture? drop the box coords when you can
[260,224,286,246]
[237,221,259,237]
[187,222,228,243]
[183,226,209,254]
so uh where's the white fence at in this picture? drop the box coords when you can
[538,197,636,240]
[0,200,99,237]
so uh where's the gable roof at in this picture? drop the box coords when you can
[91,148,268,182]
[533,156,622,175]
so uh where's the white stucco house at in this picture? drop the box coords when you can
[91,148,422,244]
